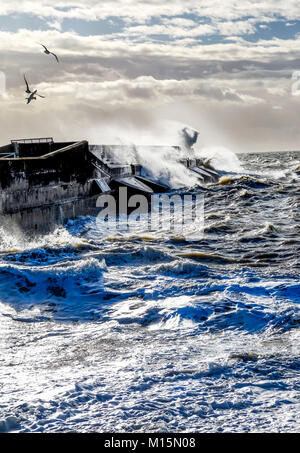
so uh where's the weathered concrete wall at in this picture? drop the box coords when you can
[0,141,102,215]
[0,180,97,214]
[0,194,100,234]
[0,141,95,190]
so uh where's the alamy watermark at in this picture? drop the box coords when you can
[0,72,6,96]
[96,187,204,239]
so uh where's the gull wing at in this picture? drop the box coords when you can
[24,74,31,92]
[40,43,49,52]
[51,52,59,63]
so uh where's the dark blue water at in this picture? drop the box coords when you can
[0,151,299,432]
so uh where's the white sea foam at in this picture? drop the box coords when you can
[0,151,299,433]
[194,145,243,173]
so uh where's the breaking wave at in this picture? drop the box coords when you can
[0,150,299,432]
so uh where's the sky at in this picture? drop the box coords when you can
[1,0,300,151]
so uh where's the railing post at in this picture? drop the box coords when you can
[13,142,19,158]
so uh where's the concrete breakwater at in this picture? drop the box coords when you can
[0,137,219,232]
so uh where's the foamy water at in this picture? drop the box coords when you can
[0,151,299,432]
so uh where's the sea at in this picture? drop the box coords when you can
[0,150,299,433]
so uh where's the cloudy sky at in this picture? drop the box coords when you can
[1,0,300,151]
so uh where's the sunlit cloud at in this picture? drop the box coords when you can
[0,1,300,151]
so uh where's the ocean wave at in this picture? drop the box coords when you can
[0,151,299,433]
[0,258,106,321]
[219,174,271,188]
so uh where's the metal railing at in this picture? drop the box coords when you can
[11,137,54,144]
[0,152,15,158]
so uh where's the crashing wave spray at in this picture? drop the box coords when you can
[89,120,243,187]
[90,122,202,188]
[194,145,243,173]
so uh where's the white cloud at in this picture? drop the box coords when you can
[1,1,300,24]
[1,27,300,63]
[0,1,300,150]
[121,23,216,39]
[48,19,63,31]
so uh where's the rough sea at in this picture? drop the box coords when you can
[0,151,299,433]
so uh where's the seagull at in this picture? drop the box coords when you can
[26,90,37,104]
[25,87,45,105]
[23,74,45,104]
[39,44,59,63]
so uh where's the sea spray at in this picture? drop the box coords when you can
[88,121,202,188]
[194,145,243,173]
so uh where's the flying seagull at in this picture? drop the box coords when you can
[24,75,46,104]
[26,89,46,104]
[39,44,59,63]
[26,90,37,104]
